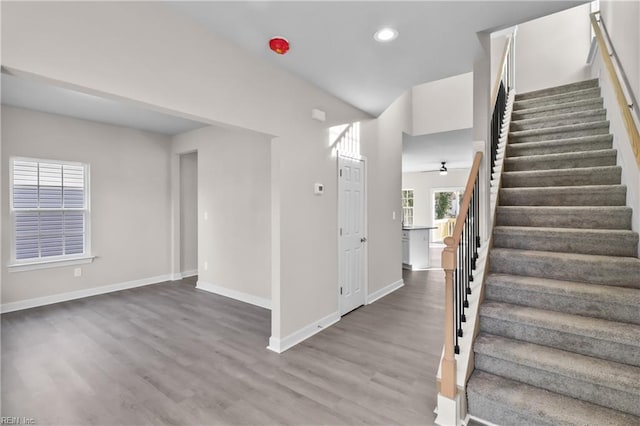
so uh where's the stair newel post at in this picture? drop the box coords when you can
[441,236,458,399]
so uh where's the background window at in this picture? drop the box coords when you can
[11,158,89,263]
[402,189,414,226]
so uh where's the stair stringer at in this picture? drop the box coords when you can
[435,89,516,426]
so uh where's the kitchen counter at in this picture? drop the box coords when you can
[402,226,437,231]
[402,227,433,270]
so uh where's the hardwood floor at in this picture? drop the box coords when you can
[2,270,445,425]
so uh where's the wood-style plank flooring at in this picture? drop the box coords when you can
[2,270,445,425]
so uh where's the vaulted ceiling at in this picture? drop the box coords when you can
[169,1,587,116]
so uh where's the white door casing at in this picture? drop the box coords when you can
[338,155,366,315]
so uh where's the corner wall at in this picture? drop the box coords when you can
[1,106,172,306]
[172,126,272,306]
[515,3,592,94]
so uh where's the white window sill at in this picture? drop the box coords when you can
[8,256,95,273]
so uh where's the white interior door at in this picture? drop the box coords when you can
[338,155,366,315]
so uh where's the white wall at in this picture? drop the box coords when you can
[515,4,592,93]
[600,0,640,101]
[411,73,473,136]
[491,35,509,89]
[364,93,412,295]
[1,106,172,304]
[1,1,370,342]
[402,169,470,229]
[180,152,197,275]
[593,1,640,251]
[172,126,271,302]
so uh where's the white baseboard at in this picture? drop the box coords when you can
[367,279,404,304]
[267,310,340,353]
[180,269,198,278]
[1,274,173,314]
[195,280,271,310]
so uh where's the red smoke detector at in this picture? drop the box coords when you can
[269,37,290,55]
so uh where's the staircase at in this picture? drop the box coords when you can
[466,79,640,425]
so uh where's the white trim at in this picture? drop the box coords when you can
[267,310,340,353]
[180,269,198,278]
[366,279,404,304]
[195,280,271,310]
[434,393,461,426]
[1,273,172,314]
[465,414,500,426]
[8,255,95,272]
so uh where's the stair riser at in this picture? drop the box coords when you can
[499,187,627,207]
[514,88,601,110]
[515,80,599,101]
[474,354,639,417]
[466,392,546,426]
[467,372,640,426]
[496,208,632,229]
[509,125,610,143]
[504,154,616,172]
[502,168,621,188]
[485,284,640,325]
[510,111,606,132]
[512,99,604,121]
[479,316,640,366]
[489,251,640,288]
[492,231,638,257]
[506,138,613,157]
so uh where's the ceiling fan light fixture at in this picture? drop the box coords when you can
[439,161,448,176]
[374,27,398,42]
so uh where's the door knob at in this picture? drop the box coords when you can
[361,237,368,243]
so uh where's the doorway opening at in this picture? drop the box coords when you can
[180,151,198,281]
[432,188,463,243]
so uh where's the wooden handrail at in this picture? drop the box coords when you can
[590,12,640,166]
[447,152,483,246]
[439,151,483,399]
[491,36,512,107]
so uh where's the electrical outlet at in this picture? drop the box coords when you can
[392,211,396,220]
[74,268,82,277]
[204,211,208,220]
[204,261,208,271]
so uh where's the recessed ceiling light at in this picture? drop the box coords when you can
[374,28,398,42]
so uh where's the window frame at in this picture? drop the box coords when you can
[8,157,94,272]
[401,189,414,226]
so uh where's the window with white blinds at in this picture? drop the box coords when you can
[11,158,89,263]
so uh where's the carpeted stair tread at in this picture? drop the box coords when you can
[502,166,621,188]
[504,150,617,171]
[509,121,610,143]
[479,301,640,366]
[493,226,637,257]
[506,134,613,157]
[485,273,640,324]
[495,206,633,229]
[515,79,599,101]
[512,97,604,121]
[499,184,626,206]
[474,333,640,416]
[489,248,640,288]
[470,78,640,426]
[466,371,640,426]
[510,108,606,132]
[513,87,601,110]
